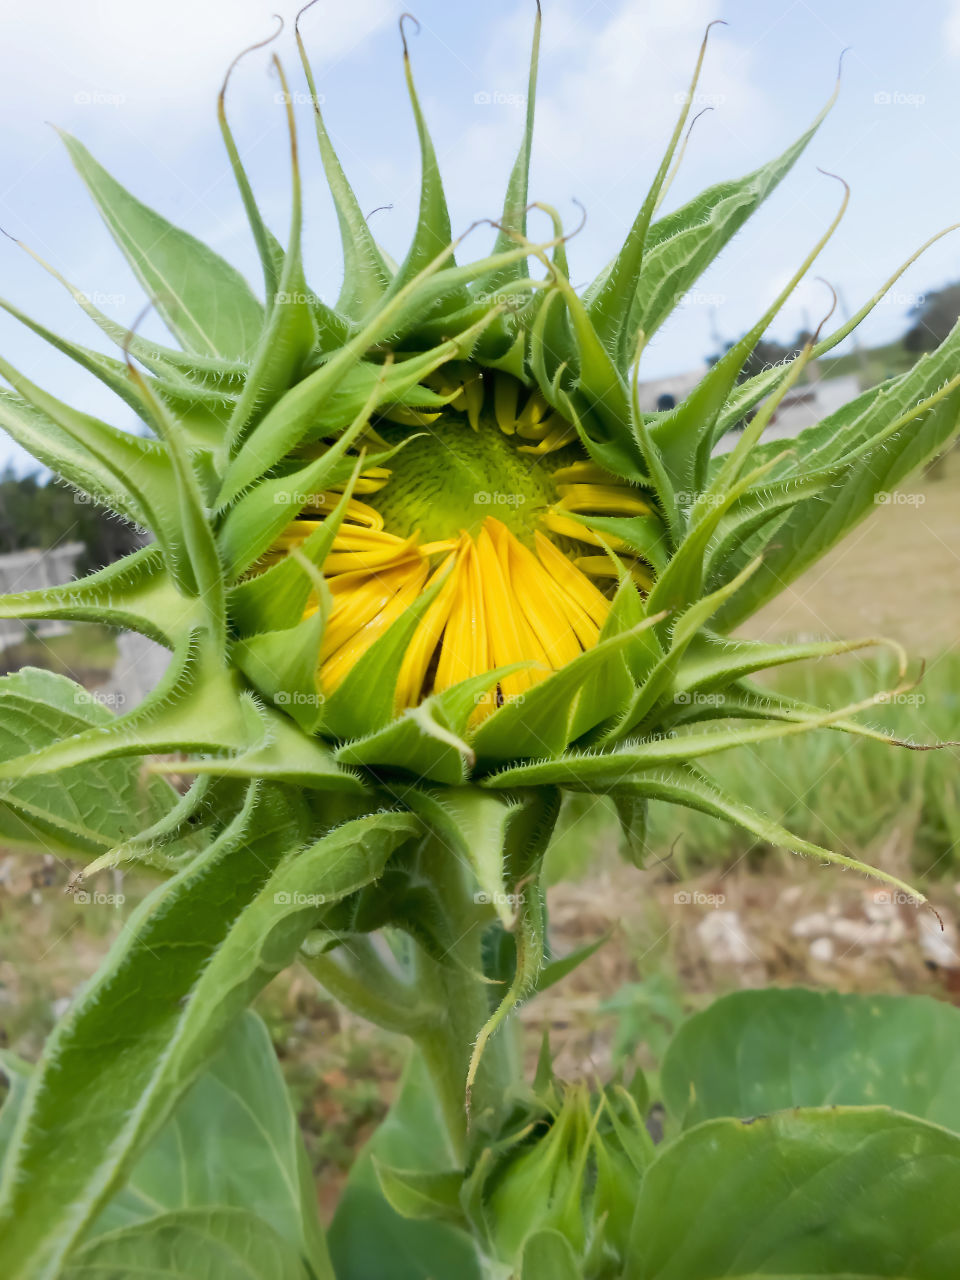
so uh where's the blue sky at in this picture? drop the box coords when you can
[1,0,959,469]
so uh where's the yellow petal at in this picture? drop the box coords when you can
[395,550,459,708]
[321,559,429,691]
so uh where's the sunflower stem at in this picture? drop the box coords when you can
[412,839,518,1165]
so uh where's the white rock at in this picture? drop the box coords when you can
[809,936,835,963]
[918,913,960,969]
[791,912,832,939]
[697,910,754,965]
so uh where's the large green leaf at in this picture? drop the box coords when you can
[0,667,177,856]
[328,1051,481,1280]
[624,1108,960,1279]
[62,1208,308,1280]
[0,793,417,1280]
[1,1017,329,1279]
[88,1011,329,1274]
[661,989,960,1134]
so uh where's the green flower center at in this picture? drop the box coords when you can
[371,410,559,543]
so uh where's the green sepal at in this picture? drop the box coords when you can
[372,1160,469,1230]
[470,619,663,765]
[585,25,720,364]
[232,611,326,734]
[561,510,669,573]
[294,14,393,319]
[607,557,762,742]
[151,707,364,793]
[0,545,196,647]
[399,787,521,928]
[335,703,475,786]
[225,64,318,451]
[484,1,542,290]
[387,27,468,317]
[520,1228,581,1280]
[648,187,848,499]
[624,89,834,352]
[57,129,263,359]
[220,312,498,506]
[0,633,263,782]
[226,461,361,635]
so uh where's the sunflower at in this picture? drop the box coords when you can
[265,370,655,711]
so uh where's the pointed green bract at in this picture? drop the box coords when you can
[57,131,264,359]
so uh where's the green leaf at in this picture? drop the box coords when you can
[485,2,542,289]
[294,15,392,319]
[0,1054,30,1180]
[0,667,177,856]
[387,29,466,313]
[336,703,475,787]
[626,102,829,350]
[470,621,660,765]
[329,1052,481,1280]
[372,1161,468,1229]
[0,795,416,1280]
[624,1108,960,1279]
[58,130,264,359]
[62,1207,310,1280]
[520,1228,581,1280]
[716,388,960,628]
[661,989,960,1134]
[88,1011,329,1275]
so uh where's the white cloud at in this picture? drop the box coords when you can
[0,0,395,128]
[431,0,769,286]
